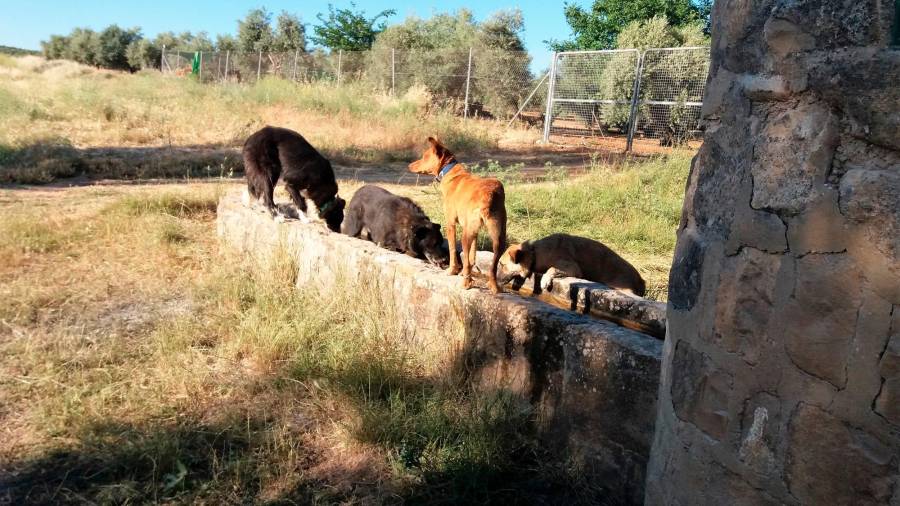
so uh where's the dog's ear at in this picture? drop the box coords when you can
[427,137,451,159]
[414,225,430,240]
[507,244,523,264]
[513,241,533,265]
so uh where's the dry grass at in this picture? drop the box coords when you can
[0,54,689,503]
[0,182,584,504]
[0,56,526,183]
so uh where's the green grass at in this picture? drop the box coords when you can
[388,153,690,299]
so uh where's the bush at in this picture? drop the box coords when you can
[126,39,161,70]
[94,25,141,71]
[366,9,532,117]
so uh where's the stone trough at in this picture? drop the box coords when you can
[217,190,664,504]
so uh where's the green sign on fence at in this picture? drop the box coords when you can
[191,52,200,75]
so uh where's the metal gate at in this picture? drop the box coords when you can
[542,46,711,150]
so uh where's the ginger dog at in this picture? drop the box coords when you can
[408,137,507,293]
[499,233,646,296]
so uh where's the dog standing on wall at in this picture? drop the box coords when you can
[408,137,507,294]
[242,126,345,232]
[499,233,647,296]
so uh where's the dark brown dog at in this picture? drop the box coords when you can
[408,137,507,293]
[242,126,345,232]
[342,185,450,267]
[499,233,646,296]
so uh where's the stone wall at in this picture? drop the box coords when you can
[646,1,899,504]
[217,192,663,504]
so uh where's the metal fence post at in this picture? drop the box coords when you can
[391,48,396,95]
[506,71,550,128]
[337,49,343,86]
[224,50,230,83]
[464,47,473,118]
[216,52,222,81]
[160,45,166,72]
[625,51,646,152]
[292,49,299,81]
[257,49,262,82]
[541,52,559,143]
[198,51,203,82]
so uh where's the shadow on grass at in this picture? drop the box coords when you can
[0,136,644,187]
[0,138,244,186]
[1,306,601,505]
[1,386,588,505]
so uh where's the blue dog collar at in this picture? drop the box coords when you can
[436,161,457,181]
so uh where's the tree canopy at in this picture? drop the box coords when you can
[311,3,395,51]
[549,0,712,50]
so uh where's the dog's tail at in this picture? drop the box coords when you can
[485,191,507,293]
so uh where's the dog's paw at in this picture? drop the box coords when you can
[297,212,312,224]
[273,214,286,224]
[540,268,563,292]
[447,265,461,276]
[462,276,474,290]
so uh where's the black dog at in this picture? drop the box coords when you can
[342,185,450,267]
[242,126,345,232]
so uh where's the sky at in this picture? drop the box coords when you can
[0,0,584,68]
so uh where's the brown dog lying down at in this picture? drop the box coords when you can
[499,233,646,297]
[408,137,507,294]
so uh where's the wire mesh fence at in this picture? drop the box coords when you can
[631,47,709,146]
[541,46,711,148]
[543,49,640,141]
[161,45,711,150]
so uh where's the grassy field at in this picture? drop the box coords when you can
[0,56,691,503]
[0,183,591,503]
[0,56,507,183]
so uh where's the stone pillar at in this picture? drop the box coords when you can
[646,1,899,505]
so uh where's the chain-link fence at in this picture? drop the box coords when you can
[161,46,710,150]
[542,49,640,141]
[541,46,710,148]
[162,47,533,119]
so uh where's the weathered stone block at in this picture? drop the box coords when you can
[669,230,705,312]
[714,248,783,365]
[771,0,892,49]
[671,341,733,440]
[783,254,862,388]
[840,168,900,301]
[875,309,900,426]
[787,403,896,505]
[808,50,900,151]
[786,188,848,255]
[750,100,839,215]
[725,207,787,255]
[738,392,781,478]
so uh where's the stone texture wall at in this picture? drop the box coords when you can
[217,192,663,504]
[646,1,899,504]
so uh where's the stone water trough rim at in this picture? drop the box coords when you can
[272,199,668,338]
